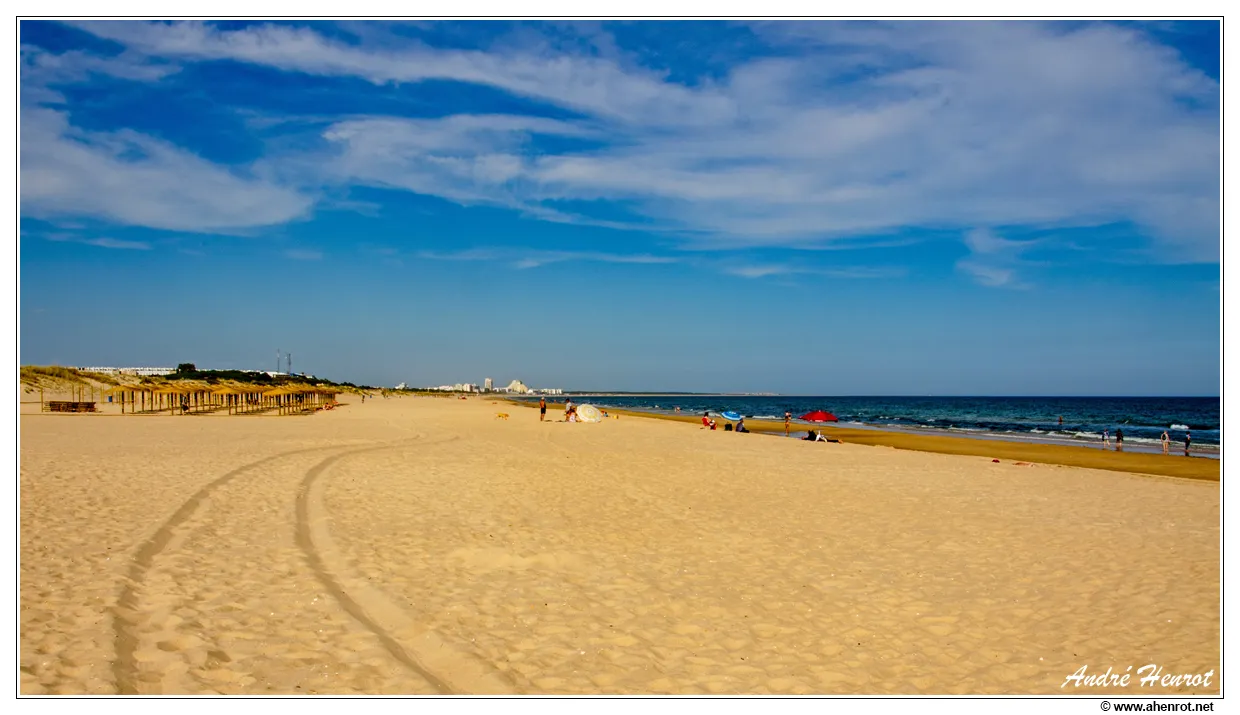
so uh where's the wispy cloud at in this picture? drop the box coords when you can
[67,21,732,127]
[512,251,676,269]
[723,265,792,279]
[21,106,313,233]
[416,248,502,262]
[955,228,1036,288]
[417,247,676,269]
[32,21,1221,263]
[722,263,905,280]
[21,44,180,84]
[44,234,152,250]
[20,42,311,234]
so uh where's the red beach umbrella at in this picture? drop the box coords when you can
[801,410,838,422]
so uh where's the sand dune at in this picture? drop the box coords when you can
[19,395,1219,694]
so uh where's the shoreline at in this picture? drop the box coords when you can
[505,398,1220,482]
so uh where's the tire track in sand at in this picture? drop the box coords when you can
[112,432,513,695]
[111,442,363,694]
[295,438,516,694]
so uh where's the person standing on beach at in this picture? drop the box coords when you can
[785,411,792,436]
[539,397,546,422]
[1161,430,1170,455]
[1115,429,1124,452]
[1185,431,1192,457]
[1102,429,1110,448]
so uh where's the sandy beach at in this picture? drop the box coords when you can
[19,394,1220,695]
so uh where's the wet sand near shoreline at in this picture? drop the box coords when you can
[20,395,1219,694]
[508,401,1220,481]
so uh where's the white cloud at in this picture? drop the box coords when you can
[21,107,314,232]
[22,45,179,84]
[55,21,1222,261]
[722,263,904,280]
[957,261,1022,289]
[44,234,151,250]
[68,21,736,127]
[724,265,793,279]
[417,247,676,269]
[416,248,501,262]
[956,228,1037,288]
[962,227,1035,256]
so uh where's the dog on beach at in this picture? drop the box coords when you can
[495,412,510,420]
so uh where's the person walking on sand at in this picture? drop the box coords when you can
[785,411,792,436]
[1184,430,1192,457]
[1115,429,1124,452]
[539,397,547,422]
[1161,430,1170,455]
[1102,429,1110,448]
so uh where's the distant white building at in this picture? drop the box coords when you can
[536,388,563,395]
[484,377,493,391]
[395,382,409,390]
[77,366,175,377]
[505,379,530,394]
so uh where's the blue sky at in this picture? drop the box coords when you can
[19,20,1220,394]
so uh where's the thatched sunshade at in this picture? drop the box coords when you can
[101,380,340,417]
[105,384,160,414]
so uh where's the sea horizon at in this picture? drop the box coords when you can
[560,392,1221,398]
[514,394,1221,451]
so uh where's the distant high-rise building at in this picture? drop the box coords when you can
[484,377,493,391]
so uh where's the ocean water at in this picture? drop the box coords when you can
[527,395,1220,451]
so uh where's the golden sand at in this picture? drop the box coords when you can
[19,394,1219,694]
